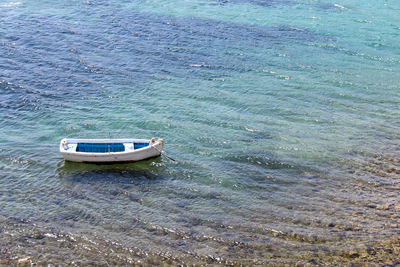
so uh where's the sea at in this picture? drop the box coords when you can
[0,0,399,265]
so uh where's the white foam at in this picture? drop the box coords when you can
[0,2,22,7]
[333,3,347,10]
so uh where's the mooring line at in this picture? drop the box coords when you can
[152,145,177,162]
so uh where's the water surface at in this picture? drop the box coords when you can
[0,0,399,265]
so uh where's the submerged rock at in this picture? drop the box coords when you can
[17,257,31,264]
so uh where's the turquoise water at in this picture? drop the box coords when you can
[1,0,399,265]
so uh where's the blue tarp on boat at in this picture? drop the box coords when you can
[134,143,149,150]
[76,143,125,153]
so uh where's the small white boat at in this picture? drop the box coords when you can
[60,137,164,163]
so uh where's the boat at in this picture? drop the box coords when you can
[60,137,164,163]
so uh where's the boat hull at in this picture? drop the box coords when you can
[60,138,163,163]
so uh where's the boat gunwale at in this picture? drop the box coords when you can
[62,138,151,143]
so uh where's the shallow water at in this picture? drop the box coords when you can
[1,0,399,265]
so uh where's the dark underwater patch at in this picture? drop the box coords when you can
[216,151,324,191]
[223,153,297,171]
[59,165,167,185]
[0,6,332,116]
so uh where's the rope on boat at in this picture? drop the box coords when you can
[152,144,177,162]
